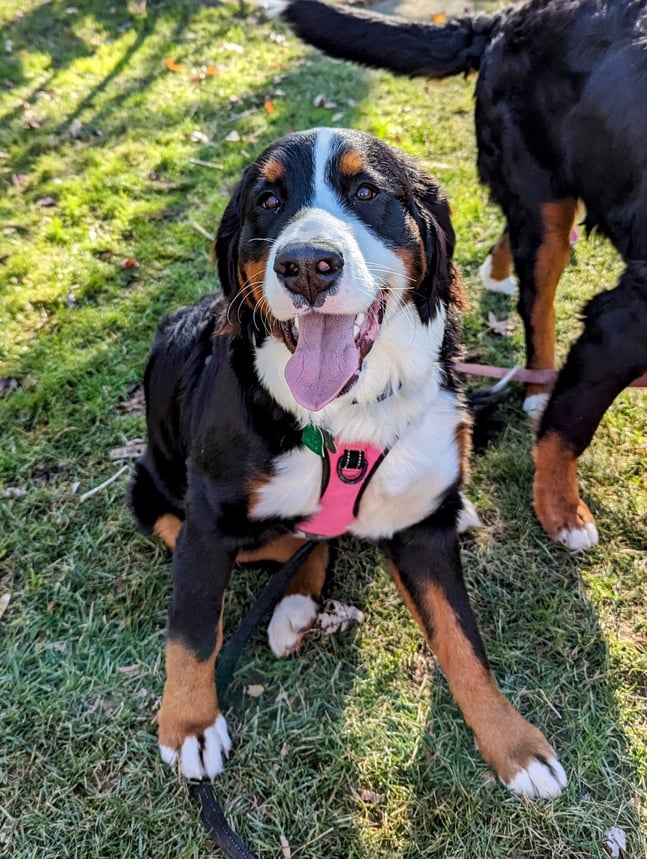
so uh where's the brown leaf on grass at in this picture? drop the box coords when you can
[120,257,139,269]
[352,787,385,805]
[279,834,291,858]
[118,386,145,414]
[312,600,364,636]
[204,64,218,76]
[486,311,516,336]
[603,827,627,858]
[264,100,274,113]
[110,441,146,460]
[245,684,265,698]
[165,58,185,72]
[118,664,140,676]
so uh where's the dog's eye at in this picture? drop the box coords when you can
[259,192,281,210]
[354,184,378,202]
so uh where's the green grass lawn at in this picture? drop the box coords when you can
[0,1,644,857]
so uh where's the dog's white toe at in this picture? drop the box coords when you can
[268,594,318,657]
[523,392,550,423]
[557,521,599,551]
[160,714,231,781]
[505,756,567,799]
[479,254,518,296]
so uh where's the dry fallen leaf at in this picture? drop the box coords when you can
[110,441,146,460]
[311,600,364,637]
[220,41,243,54]
[264,100,274,113]
[279,834,291,858]
[118,664,140,676]
[603,827,627,858]
[0,592,11,621]
[120,257,139,269]
[190,129,210,144]
[353,787,385,805]
[245,684,264,698]
[486,310,516,336]
[204,64,218,76]
[117,386,145,414]
[165,58,185,73]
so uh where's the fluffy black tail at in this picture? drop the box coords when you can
[282,0,499,79]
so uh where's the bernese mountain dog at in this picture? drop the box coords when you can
[130,128,566,799]
[283,0,647,551]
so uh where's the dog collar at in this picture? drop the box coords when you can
[297,426,387,538]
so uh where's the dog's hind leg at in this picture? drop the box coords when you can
[237,537,330,657]
[512,198,579,423]
[384,504,567,798]
[533,261,647,549]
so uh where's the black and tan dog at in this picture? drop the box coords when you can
[283,0,647,550]
[130,128,566,798]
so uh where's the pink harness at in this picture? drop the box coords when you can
[297,440,386,538]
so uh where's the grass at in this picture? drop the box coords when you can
[0,1,644,857]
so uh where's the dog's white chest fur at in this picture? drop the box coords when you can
[251,388,465,539]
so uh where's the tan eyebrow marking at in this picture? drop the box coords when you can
[339,149,364,176]
[262,158,284,183]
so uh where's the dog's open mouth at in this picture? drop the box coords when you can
[281,293,386,411]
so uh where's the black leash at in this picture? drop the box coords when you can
[188,540,318,858]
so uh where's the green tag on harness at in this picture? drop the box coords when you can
[301,425,336,457]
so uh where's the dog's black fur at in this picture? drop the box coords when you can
[284,0,647,549]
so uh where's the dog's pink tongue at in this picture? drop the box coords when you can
[285,313,359,411]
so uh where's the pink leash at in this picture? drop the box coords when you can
[455,362,647,388]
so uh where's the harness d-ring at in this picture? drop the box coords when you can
[337,448,368,484]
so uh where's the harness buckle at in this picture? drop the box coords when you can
[337,449,368,484]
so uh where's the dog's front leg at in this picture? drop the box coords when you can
[382,510,567,799]
[157,515,234,781]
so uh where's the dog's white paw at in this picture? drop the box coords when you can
[479,254,518,296]
[557,521,599,551]
[160,714,232,781]
[505,755,567,799]
[268,594,318,657]
[523,392,550,423]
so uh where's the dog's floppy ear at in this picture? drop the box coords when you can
[409,170,463,317]
[211,173,247,298]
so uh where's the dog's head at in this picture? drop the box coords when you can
[214,128,458,412]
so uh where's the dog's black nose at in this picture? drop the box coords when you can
[273,241,344,306]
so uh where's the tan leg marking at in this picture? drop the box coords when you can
[158,622,222,752]
[454,419,473,481]
[533,431,596,543]
[237,535,328,600]
[153,514,183,550]
[490,230,512,281]
[527,199,578,399]
[386,562,557,785]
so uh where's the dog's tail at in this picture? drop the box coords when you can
[282,0,500,79]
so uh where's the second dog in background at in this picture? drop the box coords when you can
[283,0,647,550]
